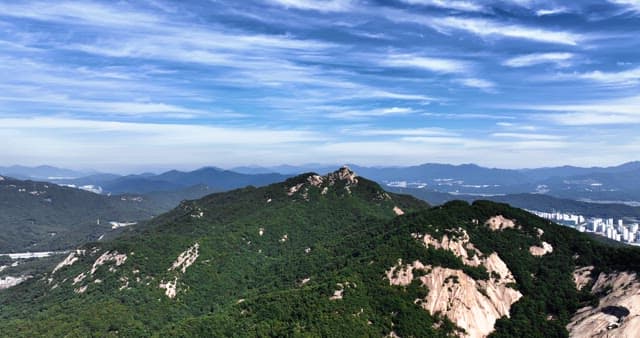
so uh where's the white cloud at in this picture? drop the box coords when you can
[608,0,640,13]
[456,78,496,91]
[536,7,569,16]
[532,95,640,115]
[0,117,319,144]
[547,113,640,125]
[491,132,564,140]
[342,127,458,137]
[503,52,573,67]
[398,0,485,12]
[327,107,417,119]
[496,122,537,131]
[266,0,353,12]
[382,54,469,73]
[429,17,582,45]
[423,112,516,120]
[517,94,640,125]
[574,67,640,85]
[0,2,160,28]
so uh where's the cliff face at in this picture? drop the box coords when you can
[568,271,640,338]
[418,265,522,338]
[387,219,523,338]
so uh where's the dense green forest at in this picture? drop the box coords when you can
[0,177,213,252]
[1,168,638,337]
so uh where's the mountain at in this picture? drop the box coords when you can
[153,167,288,191]
[240,162,640,202]
[232,164,335,175]
[537,169,640,202]
[350,163,529,187]
[388,187,640,219]
[2,167,640,337]
[0,165,90,180]
[99,175,185,194]
[349,162,640,203]
[520,161,640,181]
[52,167,290,195]
[0,175,214,252]
[11,162,640,202]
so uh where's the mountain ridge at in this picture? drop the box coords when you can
[2,168,640,337]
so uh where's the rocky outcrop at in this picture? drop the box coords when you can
[386,259,423,286]
[0,275,31,289]
[52,250,85,274]
[419,266,522,338]
[529,242,553,256]
[160,277,178,299]
[573,266,594,291]
[307,174,324,187]
[169,243,199,273]
[485,216,516,231]
[286,166,360,199]
[414,229,483,267]
[287,183,304,196]
[329,282,355,300]
[568,271,640,337]
[385,257,522,338]
[387,229,522,337]
[393,206,404,216]
[159,243,200,299]
[329,166,358,185]
[91,251,127,274]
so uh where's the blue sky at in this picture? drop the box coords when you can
[1,0,639,172]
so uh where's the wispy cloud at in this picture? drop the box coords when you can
[382,54,470,73]
[536,7,570,16]
[0,2,161,28]
[423,112,516,120]
[496,122,537,131]
[381,54,495,91]
[342,127,458,137]
[397,0,485,12]
[503,52,574,67]
[429,16,582,45]
[456,78,496,91]
[608,0,640,14]
[327,107,417,119]
[573,67,640,86]
[491,132,564,140]
[265,0,353,12]
[0,0,638,168]
[518,95,640,125]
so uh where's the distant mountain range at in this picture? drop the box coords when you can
[0,165,91,180]
[3,162,639,217]
[387,188,640,219]
[244,162,640,204]
[45,167,288,195]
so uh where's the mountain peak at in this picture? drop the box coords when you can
[328,166,358,185]
[282,166,392,203]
